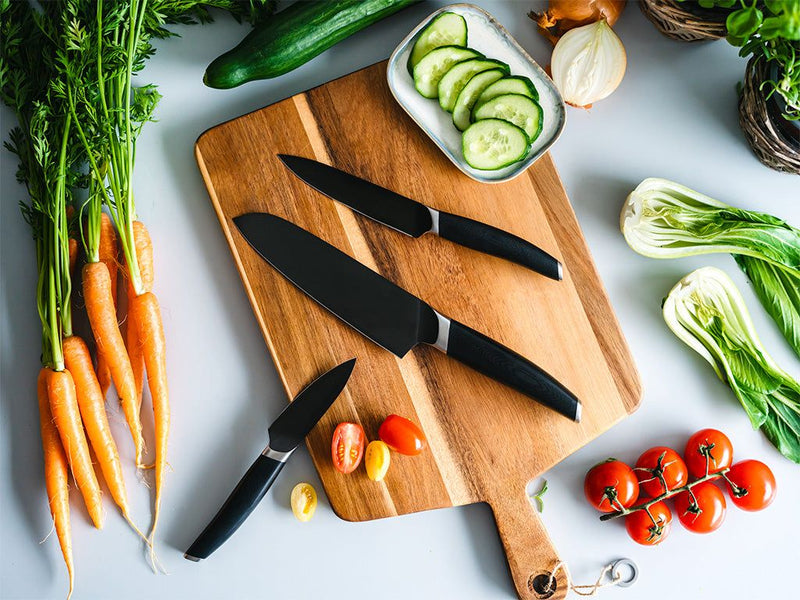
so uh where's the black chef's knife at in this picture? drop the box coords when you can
[277,154,562,281]
[234,213,580,422]
[184,358,356,561]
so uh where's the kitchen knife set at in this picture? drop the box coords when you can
[186,155,581,560]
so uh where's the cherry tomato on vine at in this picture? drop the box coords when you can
[331,422,365,474]
[378,415,427,456]
[625,501,672,545]
[674,481,726,534]
[634,446,688,497]
[725,460,777,511]
[584,460,639,513]
[684,429,733,478]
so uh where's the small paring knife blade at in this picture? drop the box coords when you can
[278,154,563,281]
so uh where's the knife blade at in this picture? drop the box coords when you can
[184,358,356,561]
[278,154,563,281]
[234,213,580,422]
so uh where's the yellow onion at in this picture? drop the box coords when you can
[551,19,626,108]
[529,0,626,44]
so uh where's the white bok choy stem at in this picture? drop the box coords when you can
[663,267,800,464]
[622,178,800,358]
[621,178,800,267]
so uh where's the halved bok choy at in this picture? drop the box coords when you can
[663,268,800,464]
[622,178,800,357]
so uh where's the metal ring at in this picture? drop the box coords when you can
[611,558,638,588]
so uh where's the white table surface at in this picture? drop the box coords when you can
[2,2,799,599]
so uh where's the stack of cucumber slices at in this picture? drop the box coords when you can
[408,12,544,171]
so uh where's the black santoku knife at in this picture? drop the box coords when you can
[184,358,356,561]
[277,154,562,281]
[234,213,580,422]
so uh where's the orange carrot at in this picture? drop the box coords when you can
[130,291,169,553]
[68,239,78,275]
[126,221,153,408]
[83,261,143,464]
[62,336,130,516]
[46,368,103,529]
[95,213,119,399]
[37,368,74,599]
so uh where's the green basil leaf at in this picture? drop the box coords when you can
[726,6,763,39]
[764,0,785,16]
[760,15,785,39]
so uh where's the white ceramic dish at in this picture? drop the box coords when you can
[387,3,566,183]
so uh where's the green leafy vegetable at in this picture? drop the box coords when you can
[735,254,800,355]
[726,0,800,120]
[622,178,800,357]
[663,267,800,464]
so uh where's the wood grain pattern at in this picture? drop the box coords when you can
[196,61,641,600]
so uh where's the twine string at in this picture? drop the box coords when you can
[546,560,624,597]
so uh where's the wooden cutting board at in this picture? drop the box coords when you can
[196,61,641,600]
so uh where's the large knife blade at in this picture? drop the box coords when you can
[234,213,580,421]
[278,154,562,281]
[184,358,356,561]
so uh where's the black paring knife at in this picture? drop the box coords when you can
[184,358,356,561]
[234,213,580,422]
[277,154,563,281]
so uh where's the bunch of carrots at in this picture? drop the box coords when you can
[1,1,273,596]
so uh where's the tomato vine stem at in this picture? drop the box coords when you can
[599,468,731,522]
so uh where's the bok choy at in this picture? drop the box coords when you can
[622,178,800,357]
[663,267,800,464]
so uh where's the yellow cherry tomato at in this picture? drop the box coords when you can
[365,440,391,482]
[291,483,317,522]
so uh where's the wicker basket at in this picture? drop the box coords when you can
[640,0,729,42]
[738,57,800,174]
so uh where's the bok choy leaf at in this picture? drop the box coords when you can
[735,255,800,358]
[663,267,800,464]
[622,178,800,356]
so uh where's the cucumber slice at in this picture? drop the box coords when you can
[407,12,468,74]
[413,46,483,99]
[473,93,543,142]
[473,76,539,117]
[437,59,509,112]
[462,119,531,170]
[452,69,505,131]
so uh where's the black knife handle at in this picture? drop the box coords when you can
[446,319,580,421]
[185,454,285,561]
[437,211,562,280]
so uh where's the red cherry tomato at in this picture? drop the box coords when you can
[331,422,365,474]
[725,460,777,511]
[634,446,688,497]
[378,415,427,456]
[674,481,726,534]
[684,429,733,478]
[584,460,639,513]
[625,501,672,545]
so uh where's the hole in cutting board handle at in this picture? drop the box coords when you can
[529,572,556,598]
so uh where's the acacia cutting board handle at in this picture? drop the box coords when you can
[490,486,568,600]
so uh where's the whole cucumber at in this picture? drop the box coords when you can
[205,0,421,89]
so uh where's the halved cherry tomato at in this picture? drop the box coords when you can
[625,501,672,545]
[365,440,391,481]
[584,459,639,513]
[674,481,726,534]
[725,460,776,511]
[290,483,317,522]
[378,415,427,456]
[684,429,733,478]
[331,422,365,474]
[634,446,688,497]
